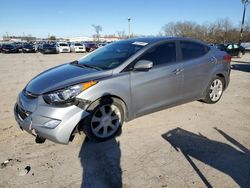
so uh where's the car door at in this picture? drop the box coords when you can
[130,41,183,117]
[180,41,214,100]
[226,44,234,56]
[233,44,240,55]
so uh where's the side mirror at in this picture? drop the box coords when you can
[134,60,153,71]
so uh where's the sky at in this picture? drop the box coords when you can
[0,0,249,38]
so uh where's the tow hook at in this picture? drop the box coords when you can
[35,135,46,144]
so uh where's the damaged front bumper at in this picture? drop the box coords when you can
[14,91,90,144]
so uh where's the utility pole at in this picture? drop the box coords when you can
[128,17,131,38]
[239,0,249,44]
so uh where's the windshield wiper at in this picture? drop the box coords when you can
[81,63,103,71]
[70,60,102,71]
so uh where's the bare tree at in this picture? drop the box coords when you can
[92,24,103,43]
[117,30,126,39]
[160,18,250,43]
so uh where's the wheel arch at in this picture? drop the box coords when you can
[216,73,226,87]
[201,72,227,100]
[86,94,129,121]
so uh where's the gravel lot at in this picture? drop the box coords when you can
[0,52,249,188]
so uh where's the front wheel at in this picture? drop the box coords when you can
[202,76,224,104]
[82,98,124,142]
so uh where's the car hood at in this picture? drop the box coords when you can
[25,63,112,94]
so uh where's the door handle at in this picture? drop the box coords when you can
[173,68,183,75]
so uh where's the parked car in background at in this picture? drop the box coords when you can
[56,42,70,53]
[22,43,36,53]
[14,42,23,52]
[38,43,57,54]
[83,42,98,52]
[241,42,250,51]
[215,43,245,58]
[2,43,19,53]
[14,37,231,144]
[70,43,86,53]
[0,43,2,52]
[97,42,109,48]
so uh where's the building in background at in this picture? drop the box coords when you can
[67,36,121,42]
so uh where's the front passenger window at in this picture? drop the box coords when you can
[138,42,176,66]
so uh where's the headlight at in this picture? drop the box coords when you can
[43,81,97,105]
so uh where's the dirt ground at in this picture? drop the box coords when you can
[0,52,249,188]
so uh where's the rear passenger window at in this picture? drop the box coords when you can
[139,42,176,66]
[233,44,239,49]
[180,42,210,61]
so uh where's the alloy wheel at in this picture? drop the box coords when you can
[90,104,121,138]
[209,79,223,102]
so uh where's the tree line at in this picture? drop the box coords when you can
[159,18,250,44]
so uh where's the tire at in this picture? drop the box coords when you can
[202,76,224,104]
[82,98,124,142]
[238,51,243,58]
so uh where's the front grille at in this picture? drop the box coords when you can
[17,105,31,121]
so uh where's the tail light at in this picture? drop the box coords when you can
[223,54,231,63]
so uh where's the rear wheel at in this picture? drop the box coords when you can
[203,76,224,104]
[83,98,124,142]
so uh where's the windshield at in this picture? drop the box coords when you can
[75,43,82,46]
[23,44,32,48]
[59,43,68,46]
[4,44,14,48]
[78,41,146,70]
[44,44,55,48]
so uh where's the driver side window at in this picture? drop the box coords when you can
[138,42,176,66]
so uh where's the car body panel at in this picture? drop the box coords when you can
[130,62,183,117]
[26,63,113,94]
[181,52,214,100]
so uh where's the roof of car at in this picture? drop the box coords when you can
[118,37,205,45]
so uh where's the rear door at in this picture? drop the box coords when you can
[180,41,213,100]
[130,41,183,117]
[226,44,236,56]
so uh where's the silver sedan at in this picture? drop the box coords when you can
[14,37,231,144]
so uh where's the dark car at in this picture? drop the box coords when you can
[22,43,36,53]
[14,42,23,52]
[2,44,19,53]
[38,43,58,54]
[83,42,98,52]
[215,43,245,58]
[0,44,2,52]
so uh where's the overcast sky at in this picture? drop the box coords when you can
[0,0,248,38]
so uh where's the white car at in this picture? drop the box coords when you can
[56,42,70,53]
[70,43,86,53]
